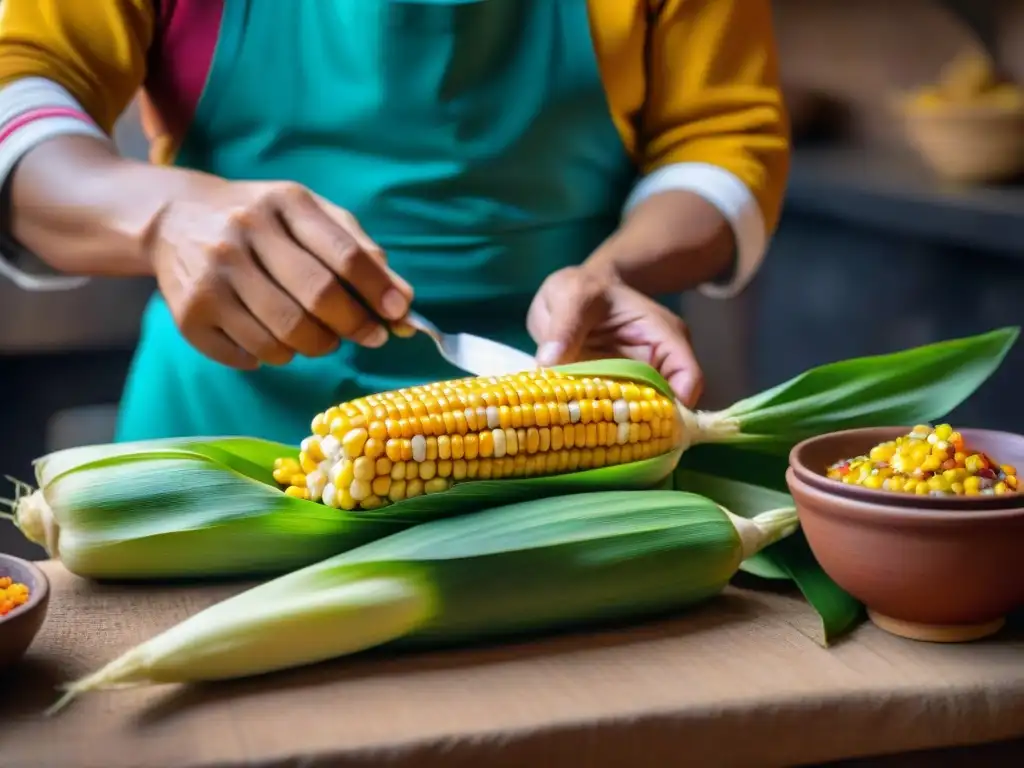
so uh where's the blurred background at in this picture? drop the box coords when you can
[1,0,1022,559]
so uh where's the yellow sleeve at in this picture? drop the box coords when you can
[0,0,154,134]
[590,0,790,235]
[643,0,789,232]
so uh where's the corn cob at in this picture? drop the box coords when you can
[277,365,690,511]
[5,328,1018,583]
[49,488,800,709]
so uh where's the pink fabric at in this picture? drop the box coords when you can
[142,0,225,151]
[0,106,95,145]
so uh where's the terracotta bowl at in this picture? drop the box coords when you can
[0,554,50,670]
[787,428,1024,643]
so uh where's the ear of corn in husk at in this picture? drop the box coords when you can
[49,487,799,711]
[6,327,1018,582]
[2,438,410,580]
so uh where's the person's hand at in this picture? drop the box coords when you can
[527,266,703,407]
[150,178,413,369]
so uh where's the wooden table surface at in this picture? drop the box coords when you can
[3,561,1023,768]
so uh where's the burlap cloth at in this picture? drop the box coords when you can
[2,561,1023,768]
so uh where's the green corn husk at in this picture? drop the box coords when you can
[49,488,799,711]
[5,327,1018,582]
[1,438,410,580]
[673,469,864,644]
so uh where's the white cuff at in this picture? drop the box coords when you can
[0,77,109,292]
[623,162,768,299]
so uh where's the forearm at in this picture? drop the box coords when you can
[584,189,736,297]
[602,0,789,300]
[9,134,190,277]
[0,0,161,280]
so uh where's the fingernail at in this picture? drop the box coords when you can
[381,288,409,320]
[359,326,389,348]
[389,270,414,296]
[536,341,566,367]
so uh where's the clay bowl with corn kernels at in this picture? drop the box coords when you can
[0,554,50,670]
[787,426,1024,644]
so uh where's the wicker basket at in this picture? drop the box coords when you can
[898,98,1024,184]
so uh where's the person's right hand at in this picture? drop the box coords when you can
[150,178,413,369]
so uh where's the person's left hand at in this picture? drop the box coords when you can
[527,265,704,408]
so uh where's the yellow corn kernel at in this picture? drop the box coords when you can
[861,474,884,489]
[349,479,371,502]
[371,476,391,497]
[311,412,330,436]
[299,452,318,475]
[352,456,374,482]
[964,454,986,473]
[942,468,966,483]
[341,428,369,459]
[388,480,407,502]
[869,443,897,462]
[360,495,383,510]
[963,475,982,495]
[424,477,451,494]
[302,437,325,463]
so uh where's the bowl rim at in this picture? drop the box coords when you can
[789,426,1024,510]
[785,463,1024,524]
[893,91,1024,120]
[0,553,50,626]
[788,426,1024,518]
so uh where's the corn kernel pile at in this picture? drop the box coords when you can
[826,424,1019,497]
[0,576,30,616]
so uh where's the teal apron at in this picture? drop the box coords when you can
[116,0,636,445]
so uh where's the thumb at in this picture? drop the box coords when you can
[533,269,608,367]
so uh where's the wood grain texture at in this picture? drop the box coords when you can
[2,562,1022,768]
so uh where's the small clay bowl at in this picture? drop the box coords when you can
[790,426,1024,511]
[0,554,50,670]
[787,429,1024,643]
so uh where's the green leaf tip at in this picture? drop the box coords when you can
[551,359,675,401]
[717,326,1019,453]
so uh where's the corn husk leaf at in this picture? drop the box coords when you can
[710,326,1019,454]
[673,469,863,644]
[51,488,799,710]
